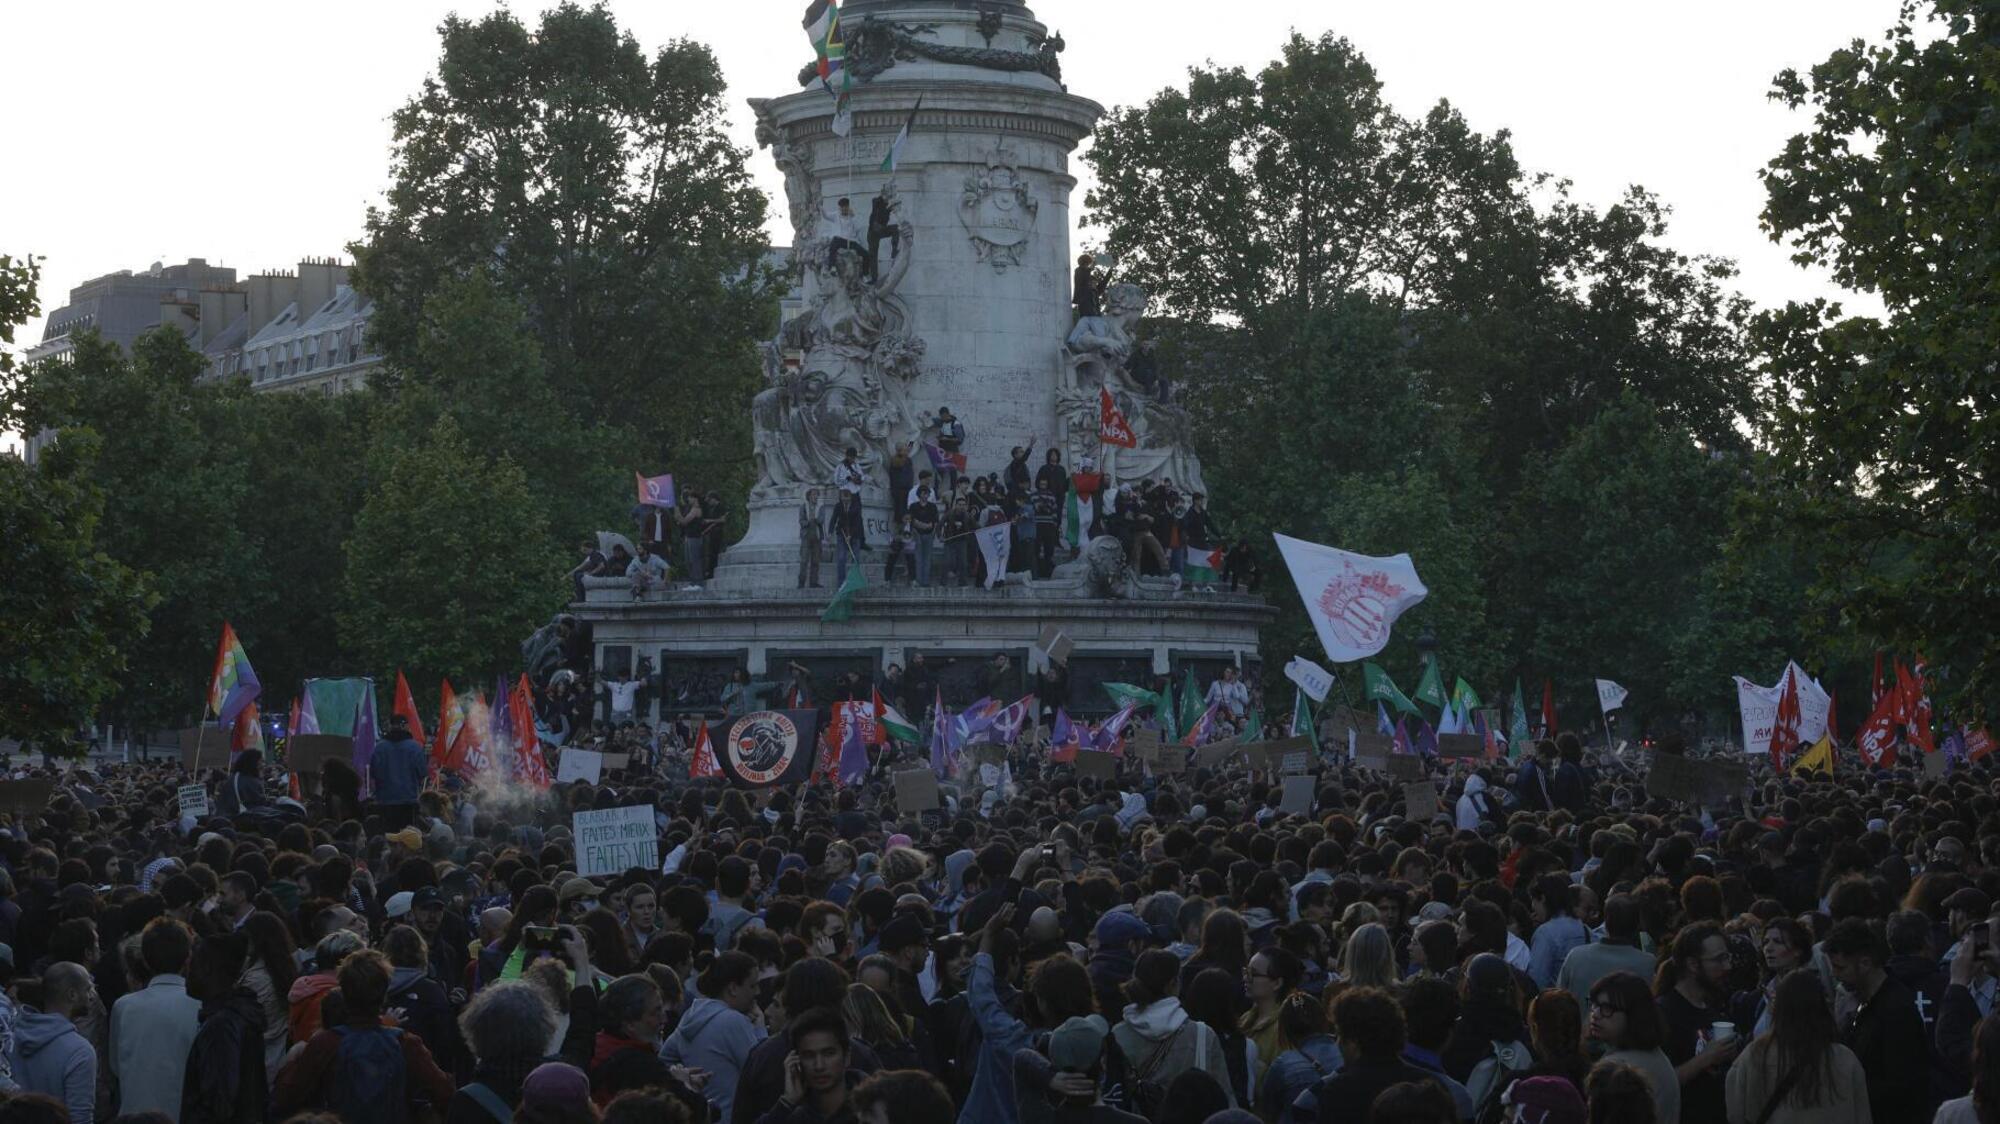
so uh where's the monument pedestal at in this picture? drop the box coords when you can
[573,574,1275,723]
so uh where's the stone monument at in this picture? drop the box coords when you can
[573,0,1272,719]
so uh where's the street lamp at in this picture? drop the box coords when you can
[1416,626,1437,665]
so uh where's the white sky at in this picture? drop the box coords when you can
[1,0,1895,360]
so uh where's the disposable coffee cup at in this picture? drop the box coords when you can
[1710,1021,1737,1045]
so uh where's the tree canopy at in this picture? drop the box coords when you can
[1752,0,2000,724]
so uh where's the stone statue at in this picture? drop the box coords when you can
[521,613,580,690]
[959,137,1039,271]
[1048,534,1138,599]
[751,98,820,243]
[752,226,926,499]
[1058,282,1209,493]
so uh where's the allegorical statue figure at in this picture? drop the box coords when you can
[1058,282,1207,492]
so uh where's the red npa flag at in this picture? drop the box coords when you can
[511,674,550,789]
[394,670,427,747]
[1856,687,1901,768]
[1898,659,1936,754]
[1099,387,1137,448]
[432,679,460,771]
[690,721,722,780]
[1767,667,1803,772]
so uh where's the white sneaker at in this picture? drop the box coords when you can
[1171,573,1184,592]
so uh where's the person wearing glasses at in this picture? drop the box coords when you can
[1587,972,1680,1124]
[1654,922,1739,1124]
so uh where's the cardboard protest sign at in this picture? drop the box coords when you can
[573,805,659,876]
[177,784,209,819]
[1382,755,1424,781]
[1074,752,1118,780]
[178,726,226,771]
[1279,749,1312,773]
[1036,624,1074,666]
[286,734,355,777]
[1154,747,1188,775]
[1128,728,1164,762]
[1194,742,1240,769]
[1646,754,1750,805]
[1280,775,1316,815]
[601,753,630,773]
[0,779,55,818]
[1351,732,1397,760]
[1403,782,1438,822]
[1435,733,1484,759]
[1925,750,1949,778]
[1241,736,1313,772]
[894,769,942,812]
[556,749,604,786]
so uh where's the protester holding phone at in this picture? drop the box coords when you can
[759,1007,862,1123]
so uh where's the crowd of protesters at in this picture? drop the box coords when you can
[0,713,1991,1124]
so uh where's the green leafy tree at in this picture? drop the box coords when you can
[352,1,779,503]
[0,258,155,752]
[1753,0,2000,722]
[339,415,566,686]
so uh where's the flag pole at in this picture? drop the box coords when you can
[193,703,213,775]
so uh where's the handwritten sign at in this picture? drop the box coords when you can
[1351,732,1397,760]
[1403,782,1438,822]
[1280,775,1316,815]
[894,769,941,812]
[1380,755,1424,781]
[177,784,209,819]
[556,749,603,786]
[573,805,659,877]
[1128,728,1164,762]
[1074,752,1117,780]
[1154,747,1188,775]
[602,752,631,773]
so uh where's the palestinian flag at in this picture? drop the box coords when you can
[1062,485,1082,548]
[875,689,922,744]
[1184,546,1225,583]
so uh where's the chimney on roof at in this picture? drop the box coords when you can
[293,257,348,326]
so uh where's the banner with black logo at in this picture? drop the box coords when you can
[719,709,822,788]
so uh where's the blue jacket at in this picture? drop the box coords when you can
[961,952,1034,1124]
[1258,1035,1342,1121]
[368,732,428,805]
[661,996,763,1121]
[9,1009,96,1124]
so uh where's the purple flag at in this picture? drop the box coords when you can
[1093,701,1139,752]
[1050,709,1082,762]
[988,695,1037,745]
[929,687,953,777]
[838,707,871,786]
[351,682,379,797]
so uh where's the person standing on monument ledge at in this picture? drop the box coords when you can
[799,487,824,589]
[933,408,966,494]
[888,443,914,525]
[1074,252,1103,319]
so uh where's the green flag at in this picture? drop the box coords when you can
[1104,682,1160,710]
[1160,683,1179,740]
[1063,486,1081,548]
[1452,677,1482,712]
[1363,662,1418,715]
[1414,660,1446,709]
[1290,691,1317,747]
[1237,707,1263,743]
[1179,668,1203,735]
[820,565,866,622]
[1510,678,1532,758]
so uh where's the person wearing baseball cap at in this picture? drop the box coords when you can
[1013,1013,1139,1121]
[559,877,601,920]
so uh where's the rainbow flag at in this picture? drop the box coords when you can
[207,622,262,725]
[1184,547,1225,584]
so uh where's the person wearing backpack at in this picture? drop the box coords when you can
[702,857,763,952]
[1441,956,1535,1096]
[1256,993,1343,1121]
[446,981,557,1124]
[1012,1013,1148,1124]
[1110,950,1235,1117]
[1456,771,1501,833]
[270,948,455,1124]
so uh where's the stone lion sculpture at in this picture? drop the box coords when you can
[1049,535,1137,599]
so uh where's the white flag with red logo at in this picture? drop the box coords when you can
[1273,533,1428,663]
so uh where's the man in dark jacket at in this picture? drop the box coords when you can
[756,1007,865,1124]
[1298,987,1443,1123]
[368,714,428,830]
[1826,918,1929,1124]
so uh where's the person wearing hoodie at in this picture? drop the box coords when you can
[383,925,463,1075]
[8,961,97,1124]
[1090,913,1153,1025]
[585,974,708,1116]
[1256,992,1343,1121]
[369,713,429,831]
[179,931,267,1124]
[661,950,765,1121]
[1456,772,1499,832]
[1111,950,1236,1114]
[289,929,365,1045]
